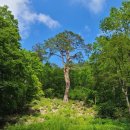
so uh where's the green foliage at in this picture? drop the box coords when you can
[43,30,86,64]
[4,98,130,130]
[69,63,96,104]
[44,88,55,98]
[70,63,95,88]
[41,63,65,98]
[0,6,43,115]
[100,1,130,34]
[41,62,95,100]
[69,87,88,101]
[70,87,90,101]
[0,49,44,115]
[39,31,89,101]
[6,117,130,130]
[19,50,44,101]
[1,1,130,128]
[89,1,130,117]
[32,43,46,62]
[0,5,22,115]
[97,102,116,118]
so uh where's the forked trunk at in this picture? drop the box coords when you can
[63,66,70,102]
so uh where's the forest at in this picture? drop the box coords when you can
[0,1,130,130]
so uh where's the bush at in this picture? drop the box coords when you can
[44,88,55,98]
[97,101,116,118]
[69,87,88,101]
[0,81,26,115]
[69,87,96,105]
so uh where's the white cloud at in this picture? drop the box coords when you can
[38,14,60,29]
[71,0,106,14]
[0,0,60,38]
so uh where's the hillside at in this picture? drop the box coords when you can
[4,98,130,130]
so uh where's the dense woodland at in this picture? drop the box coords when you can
[0,1,130,130]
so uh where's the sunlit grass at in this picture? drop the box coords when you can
[4,98,130,130]
[6,115,130,130]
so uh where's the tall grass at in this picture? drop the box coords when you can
[6,115,130,130]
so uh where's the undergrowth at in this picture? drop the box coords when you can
[4,98,130,130]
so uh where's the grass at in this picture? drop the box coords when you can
[4,98,130,130]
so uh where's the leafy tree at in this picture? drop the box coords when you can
[43,31,88,102]
[41,63,65,98]
[90,1,130,116]
[0,6,43,115]
[32,43,46,62]
[100,1,130,35]
[100,1,130,114]
[70,63,94,89]
[20,50,44,101]
[0,5,21,114]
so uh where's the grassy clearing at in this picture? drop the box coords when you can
[4,98,130,130]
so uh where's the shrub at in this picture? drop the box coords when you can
[97,101,116,118]
[44,88,55,98]
[69,87,88,101]
[69,87,96,104]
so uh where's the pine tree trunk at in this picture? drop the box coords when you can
[63,66,70,102]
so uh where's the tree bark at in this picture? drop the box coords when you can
[125,91,130,114]
[125,92,130,114]
[122,88,130,114]
[63,66,70,102]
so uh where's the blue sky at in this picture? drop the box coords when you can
[0,0,122,65]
